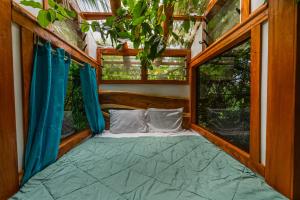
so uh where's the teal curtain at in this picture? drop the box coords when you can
[22,42,70,185]
[80,64,105,135]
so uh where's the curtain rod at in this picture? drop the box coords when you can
[36,41,85,67]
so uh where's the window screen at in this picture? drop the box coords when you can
[206,0,241,45]
[62,62,89,139]
[148,57,187,81]
[196,39,251,152]
[101,55,187,81]
[102,55,142,80]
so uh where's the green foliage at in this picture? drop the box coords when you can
[64,62,89,132]
[20,0,207,67]
[197,40,251,151]
[21,0,76,28]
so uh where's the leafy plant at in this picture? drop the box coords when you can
[21,0,76,28]
[20,0,199,68]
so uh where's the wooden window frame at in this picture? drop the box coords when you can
[190,4,268,176]
[202,0,251,48]
[97,48,191,85]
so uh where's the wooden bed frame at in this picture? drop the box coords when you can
[98,91,191,130]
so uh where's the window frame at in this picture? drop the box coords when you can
[97,48,191,85]
[195,38,251,153]
[190,3,268,175]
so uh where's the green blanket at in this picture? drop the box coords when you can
[11,135,287,200]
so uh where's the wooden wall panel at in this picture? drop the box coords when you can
[0,0,19,199]
[266,0,299,198]
[20,27,34,146]
[294,4,300,199]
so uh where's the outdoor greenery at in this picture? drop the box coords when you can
[20,0,208,68]
[102,55,186,80]
[206,0,240,45]
[102,55,142,80]
[62,62,89,138]
[148,57,187,80]
[196,39,251,152]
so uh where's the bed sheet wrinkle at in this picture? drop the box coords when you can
[11,133,287,200]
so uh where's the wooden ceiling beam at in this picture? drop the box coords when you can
[110,0,121,15]
[80,12,113,20]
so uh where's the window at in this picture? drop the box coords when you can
[100,50,189,83]
[62,62,89,139]
[206,0,241,45]
[102,55,142,80]
[148,57,187,81]
[196,39,251,152]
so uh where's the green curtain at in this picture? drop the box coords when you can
[80,64,105,135]
[22,42,70,184]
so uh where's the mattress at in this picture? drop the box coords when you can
[11,130,287,200]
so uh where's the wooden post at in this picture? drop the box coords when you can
[0,0,19,199]
[265,0,299,199]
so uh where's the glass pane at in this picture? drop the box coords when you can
[62,62,89,139]
[206,0,240,45]
[168,21,200,49]
[52,19,85,49]
[196,39,251,152]
[102,55,142,80]
[148,57,187,81]
[173,0,209,16]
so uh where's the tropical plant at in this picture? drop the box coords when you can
[21,0,76,28]
[20,0,202,68]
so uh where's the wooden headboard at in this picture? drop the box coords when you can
[98,91,191,129]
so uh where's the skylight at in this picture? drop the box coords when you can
[74,0,111,12]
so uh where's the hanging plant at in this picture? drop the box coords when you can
[81,0,176,68]
[20,0,199,68]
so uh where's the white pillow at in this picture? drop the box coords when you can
[146,108,183,132]
[109,110,147,134]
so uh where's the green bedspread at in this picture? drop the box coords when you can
[11,135,287,200]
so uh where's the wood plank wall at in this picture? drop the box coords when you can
[266,0,299,199]
[0,0,19,199]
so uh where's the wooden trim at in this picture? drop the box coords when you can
[100,80,189,85]
[265,0,299,198]
[241,0,251,22]
[43,0,48,9]
[204,0,218,18]
[294,4,300,200]
[189,67,196,124]
[0,0,19,198]
[250,24,262,164]
[191,124,265,176]
[12,2,99,68]
[191,4,268,67]
[80,12,113,20]
[96,48,102,86]
[110,0,121,15]
[58,129,92,158]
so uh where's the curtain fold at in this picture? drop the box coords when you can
[22,42,70,184]
[80,64,105,135]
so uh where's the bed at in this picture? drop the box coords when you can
[11,130,286,200]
